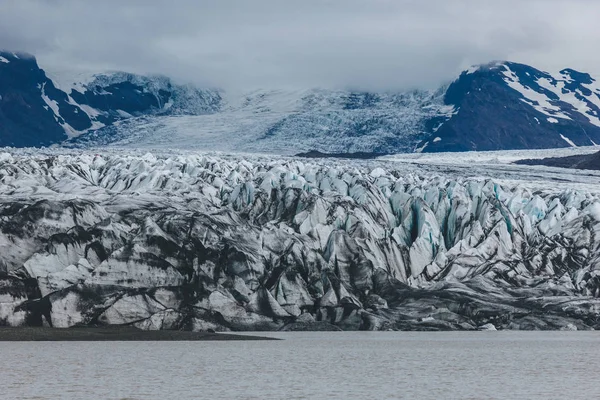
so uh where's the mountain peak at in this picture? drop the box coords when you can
[559,68,594,84]
[0,50,34,59]
[417,61,600,152]
[462,60,508,75]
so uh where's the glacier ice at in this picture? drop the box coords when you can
[0,148,599,330]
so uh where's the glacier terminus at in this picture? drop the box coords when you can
[0,147,599,331]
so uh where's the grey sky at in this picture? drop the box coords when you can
[0,0,597,90]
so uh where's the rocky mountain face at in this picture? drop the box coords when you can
[3,51,600,154]
[0,149,599,331]
[0,51,220,148]
[0,52,84,147]
[419,62,600,152]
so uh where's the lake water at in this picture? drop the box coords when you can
[2,331,598,399]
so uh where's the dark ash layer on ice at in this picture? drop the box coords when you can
[0,151,599,331]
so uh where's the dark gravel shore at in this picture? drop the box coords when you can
[0,327,279,341]
[515,150,600,170]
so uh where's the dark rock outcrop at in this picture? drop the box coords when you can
[516,151,600,171]
[0,52,84,147]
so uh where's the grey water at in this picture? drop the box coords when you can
[2,331,598,400]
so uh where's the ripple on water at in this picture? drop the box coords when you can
[1,331,598,400]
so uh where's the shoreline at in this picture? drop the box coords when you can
[0,327,279,341]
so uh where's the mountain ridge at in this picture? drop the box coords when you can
[0,50,220,147]
[3,51,600,154]
[418,61,600,152]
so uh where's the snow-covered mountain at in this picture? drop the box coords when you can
[0,51,220,147]
[418,62,600,152]
[1,148,600,331]
[4,51,600,154]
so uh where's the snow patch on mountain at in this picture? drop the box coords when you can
[40,82,80,137]
[561,134,577,147]
[501,66,572,120]
[500,63,600,126]
[41,65,98,95]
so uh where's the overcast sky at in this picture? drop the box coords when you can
[0,0,598,91]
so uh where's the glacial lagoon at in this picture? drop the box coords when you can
[2,331,598,399]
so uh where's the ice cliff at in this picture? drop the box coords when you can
[0,149,599,330]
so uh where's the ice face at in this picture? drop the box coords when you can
[0,148,600,330]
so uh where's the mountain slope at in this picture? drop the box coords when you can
[419,62,600,152]
[0,51,220,147]
[67,61,600,154]
[4,51,600,154]
[0,52,88,147]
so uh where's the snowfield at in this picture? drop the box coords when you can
[66,88,453,154]
[1,147,600,331]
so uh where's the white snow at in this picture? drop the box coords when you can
[40,83,79,138]
[39,82,108,136]
[500,63,600,131]
[414,142,428,153]
[382,146,598,165]
[465,65,480,75]
[40,83,61,117]
[40,64,99,94]
[501,65,571,120]
[72,88,453,155]
[382,146,600,192]
[0,56,9,64]
[537,78,600,127]
[116,110,134,118]
[433,137,442,142]
[560,134,577,147]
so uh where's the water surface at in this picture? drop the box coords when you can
[2,331,598,399]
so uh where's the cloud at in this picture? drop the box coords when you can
[0,0,598,91]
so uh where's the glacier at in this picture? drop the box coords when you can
[7,50,600,154]
[66,88,453,155]
[0,147,600,331]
